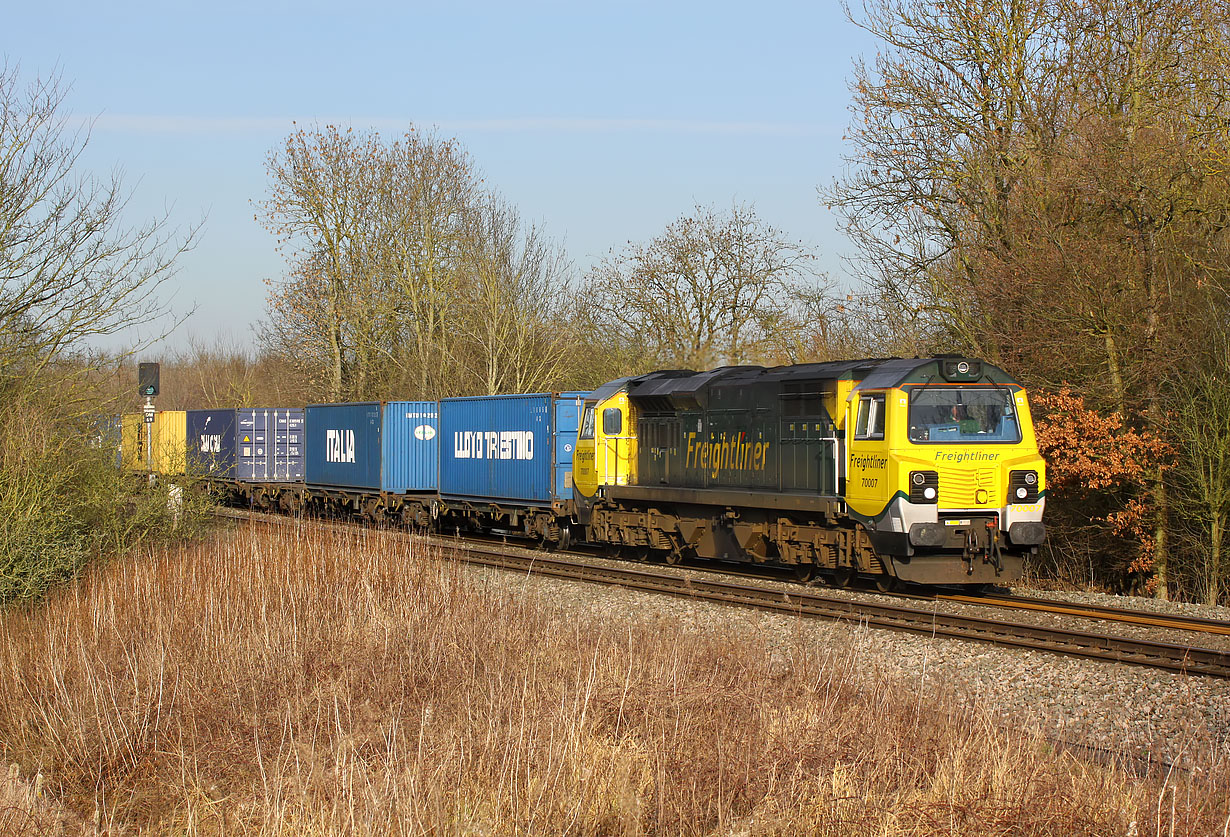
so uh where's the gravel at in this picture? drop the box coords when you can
[452,543,1230,773]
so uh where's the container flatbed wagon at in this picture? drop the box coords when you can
[302,401,438,523]
[437,392,587,544]
[223,408,306,511]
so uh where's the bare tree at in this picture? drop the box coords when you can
[586,204,820,369]
[259,125,585,400]
[0,64,195,394]
[373,130,481,398]
[456,198,577,394]
[258,125,384,400]
[1170,342,1230,606]
[829,0,1063,355]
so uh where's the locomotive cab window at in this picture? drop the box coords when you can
[602,408,623,435]
[906,387,1021,444]
[579,406,596,440]
[854,394,885,440]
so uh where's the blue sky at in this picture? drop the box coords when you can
[6,1,878,354]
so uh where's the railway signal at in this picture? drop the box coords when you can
[139,362,160,473]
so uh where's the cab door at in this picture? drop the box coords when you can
[573,401,599,508]
[571,393,638,522]
[596,393,636,487]
[844,390,892,520]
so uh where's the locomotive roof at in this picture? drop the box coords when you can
[598,357,1019,405]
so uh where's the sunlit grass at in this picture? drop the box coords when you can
[0,521,1225,835]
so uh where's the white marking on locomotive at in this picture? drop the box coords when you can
[325,429,356,463]
[452,430,534,460]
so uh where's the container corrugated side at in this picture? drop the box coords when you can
[382,401,438,493]
[237,408,304,482]
[185,409,237,478]
[304,402,382,491]
[120,414,142,469]
[439,394,555,504]
[151,411,187,474]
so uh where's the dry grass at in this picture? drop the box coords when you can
[0,522,1227,835]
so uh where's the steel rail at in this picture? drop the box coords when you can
[933,591,1230,636]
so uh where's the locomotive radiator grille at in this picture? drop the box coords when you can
[938,469,999,508]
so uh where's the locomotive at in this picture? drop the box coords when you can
[122,356,1046,589]
[572,357,1045,587]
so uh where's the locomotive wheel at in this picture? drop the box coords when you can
[628,545,651,563]
[832,567,855,588]
[875,574,899,593]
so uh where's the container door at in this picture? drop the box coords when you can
[553,395,583,500]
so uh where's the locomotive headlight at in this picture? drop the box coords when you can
[1008,470,1040,504]
[909,470,939,504]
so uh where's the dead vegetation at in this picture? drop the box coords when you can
[0,522,1226,835]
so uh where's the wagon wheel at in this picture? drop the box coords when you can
[662,533,691,565]
[362,498,382,524]
[792,563,816,583]
[667,544,698,565]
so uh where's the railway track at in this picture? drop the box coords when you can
[220,508,1230,679]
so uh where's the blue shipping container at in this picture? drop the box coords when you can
[97,416,123,468]
[237,408,304,482]
[304,402,383,490]
[439,392,587,505]
[186,409,237,478]
[382,401,439,493]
